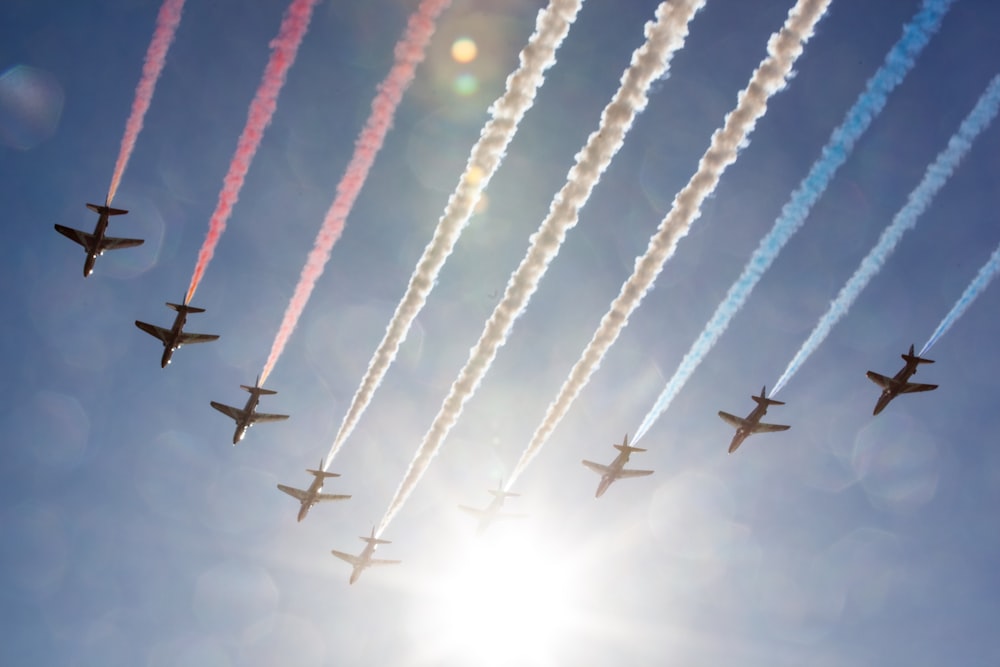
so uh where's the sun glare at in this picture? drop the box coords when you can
[413,530,582,666]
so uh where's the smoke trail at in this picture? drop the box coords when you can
[321,0,584,469]
[185,0,319,305]
[106,0,185,205]
[259,0,451,384]
[632,0,955,442]
[773,75,1000,394]
[507,0,830,488]
[377,0,707,536]
[922,242,1000,355]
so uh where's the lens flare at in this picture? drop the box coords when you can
[451,37,478,63]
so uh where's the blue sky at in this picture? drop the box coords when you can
[2,0,999,665]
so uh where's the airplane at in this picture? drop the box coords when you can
[210,376,289,444]
[331,527,401,585]
[54,203,143,277]
[458,482,525,534]
[718,386,790,453]
[581,434,654,498]
[866,344,937,416]
[135,302,219,368]
[277,460,351,522]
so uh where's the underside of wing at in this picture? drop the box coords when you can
[177,332,220,345]
[368,558,401,567]
[618,468,654,479]
[54,224,93,248]
[277,484,307,501]
[901,381,937,394]
[866,371,892,389]
[752,422,790,434]
[135,320,171,343]
[314,492,351,502]
[101,236,144,251]
[250,412,289,424]
[458,505,486,517]
[582,460,610,475]
[210,401,246,422]
[331,550,360,566]
[718,411,747,429]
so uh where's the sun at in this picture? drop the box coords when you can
[410,528,583,666]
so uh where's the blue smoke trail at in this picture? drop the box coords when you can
[632,0,954,443]
[773,74,1000,395]
[922,241,1000,355]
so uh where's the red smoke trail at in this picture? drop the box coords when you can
[106,0,185,205]
[185,0,319,304]
[260,0,451,383]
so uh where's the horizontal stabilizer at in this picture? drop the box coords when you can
[135,320,172,343]
[718,411,747,429]
[86,203,128,216]
[489,489,520,498]
[614,444,647,453]
[902,344,934,365]
[362,536,392,546]
[242,384,278,395]
[582,460,611,475]
[54,224,93,248]
[307,468,340,479]
[277,484,306,501]
[331,550,361,566]
[166,302,206,314]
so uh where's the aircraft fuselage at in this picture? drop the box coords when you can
[594,451,631,498]
[159,310,190,368]
[728,403,769,453]
[296,477,325,522]
[230,392,264,444]
[873,362,919,415]
[81,213,111,277]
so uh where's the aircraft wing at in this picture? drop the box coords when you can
[135,320,172,343]
[100,236,144,251]
[581,460,611,475]
[210,401,247,422]
[866,371,893,388]
[176,332,220,345]
[618,468,654,479]
[900,381,937,394]
[718,411,748,429]
[367,558,401,567]
[54,224,94,248]
[249,412,289,424]
[751,421,790,434]
[331,550,361,566]
[458,505,486,517]
[277,484,307,501]
[314,492,351,502]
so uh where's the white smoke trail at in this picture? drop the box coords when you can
[922,238,1000,355]
[323,0,584,470]
[377,0,707,535]
[506,0,831,487]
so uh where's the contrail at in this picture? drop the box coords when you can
[507,0,830,489]
[632,0,955,442]
[922,239,1000,355]
[773,74,1000,394]
[106,0,185,205]
[376,0,707,536]
[322,0,584,469]
[259,0,451,384]
[185,0,319,305]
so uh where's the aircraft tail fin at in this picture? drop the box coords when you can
[752,386,784,406]
[166,302,206,314]
[86,203,128,216]
[242,375,277,394]
[902,344,934,366]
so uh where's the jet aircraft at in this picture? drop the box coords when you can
[54,203,143,277]
[135,302,219,368]
[581,434,654,498]
[458,483,525,534]
[718,386,790,453]
[331,528,401,585]
[210,376,289,444]
[277,460,351,522]
[866,344,937,416]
